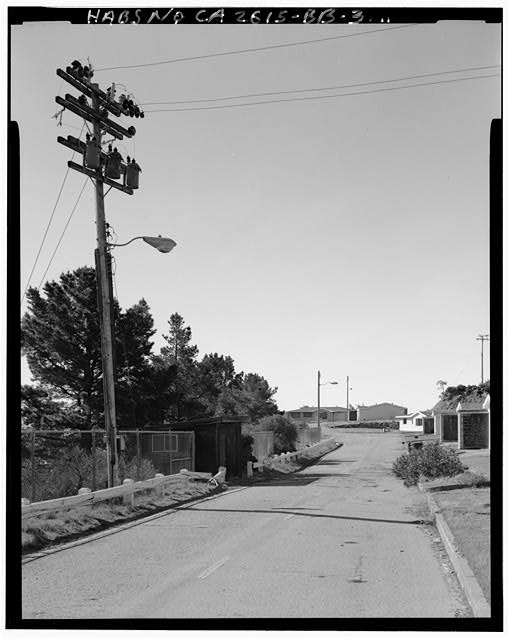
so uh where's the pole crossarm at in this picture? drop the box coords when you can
[55,96,125,140]
[56,94,134,140]
[57,68,122,117]
[67,161,133,195]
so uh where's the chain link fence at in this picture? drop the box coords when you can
[21,429,194,503]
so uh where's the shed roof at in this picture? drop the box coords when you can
[457,401,488,412]
[433,388,489,413]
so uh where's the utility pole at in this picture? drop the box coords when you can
[476,334,490,384]
[317,370,321,433]
[346,375,349,422]
[55,60,144,486]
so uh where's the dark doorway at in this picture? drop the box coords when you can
[463,413,489,448]
[443,414,458,441]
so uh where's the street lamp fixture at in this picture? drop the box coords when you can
[108,235,177,254]
[317,370,338,435]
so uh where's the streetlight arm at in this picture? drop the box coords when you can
[108,236,144,248]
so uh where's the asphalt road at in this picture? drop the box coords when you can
[22,429,472,619]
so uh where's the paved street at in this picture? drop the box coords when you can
[22,430,471,619]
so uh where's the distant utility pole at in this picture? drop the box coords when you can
[476,334,490,384]
[56,60,144,487]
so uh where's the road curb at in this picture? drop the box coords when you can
[419,485,491,618]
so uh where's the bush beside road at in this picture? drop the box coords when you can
[393,442,491,610]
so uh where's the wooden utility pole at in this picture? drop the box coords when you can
[56,61,143,486]
[476,334,490,384]
[346,375,349,421]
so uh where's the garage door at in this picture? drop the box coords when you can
[463,413,489,449]
[443,414,458,441]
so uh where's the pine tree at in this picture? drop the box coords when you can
[22,267,158,429]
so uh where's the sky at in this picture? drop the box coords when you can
[13,13,500,414]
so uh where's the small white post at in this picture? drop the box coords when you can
[247,461,253,477]
[155,473,165,497]
[123,479,134,506]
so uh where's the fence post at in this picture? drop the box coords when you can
[155,473,165,498]
[91,428,96,492]
[31,429,36,503]
[247,461,253,478]
[136,429,141,481]
[122,479,134,506]
[191,431,195,471]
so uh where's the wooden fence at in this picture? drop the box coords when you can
[247,437,338,476]
[21,469,212,517]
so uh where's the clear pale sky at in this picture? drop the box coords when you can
[13,16,499,413]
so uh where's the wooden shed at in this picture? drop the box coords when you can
[146,416,244,479]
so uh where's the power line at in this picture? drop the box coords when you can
[21,123,86,306]
[95,24,419,72]
[21,167,71,305]
[145,72,500,113]
[36,178,89,290]
[141,64,500,107]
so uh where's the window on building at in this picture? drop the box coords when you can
[415,418,423,426]
[403,419,407,425]
[303,412,312,418]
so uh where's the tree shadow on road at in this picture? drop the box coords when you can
[179,504,430,526]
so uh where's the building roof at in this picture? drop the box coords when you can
[357,402,407,410]
[395,410,431,419]
[433,387,489,413]
[457,401,488,412]
[286,406,348,413]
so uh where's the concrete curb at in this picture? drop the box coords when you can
[419,484,491,618]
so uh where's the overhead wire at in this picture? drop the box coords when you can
[95,24,420,71]
[37,177,89,290]
[141,64,501,107]
[145,72,500,113]
[21,122,86,306]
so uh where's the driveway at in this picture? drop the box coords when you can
[22,429,471,619]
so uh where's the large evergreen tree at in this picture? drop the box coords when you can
[21,266,159,429]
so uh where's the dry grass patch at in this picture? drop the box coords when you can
[22,480,219,554]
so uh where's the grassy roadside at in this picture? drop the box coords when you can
[22,439,339,554]
[432,487,491,605]
[22,481,220,554]
[393,443,491,605]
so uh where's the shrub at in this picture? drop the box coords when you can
[257,415,298,455]
[119,455,157,483]
[240,433,256,467]
[392,443,466,486]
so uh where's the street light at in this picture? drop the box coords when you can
[108,235,177,254]
[346,376,353,422]
[97,233,177,487]
[317,370,338,436]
